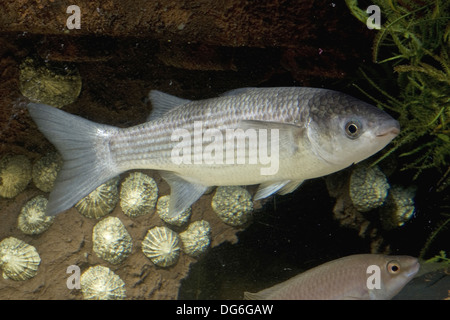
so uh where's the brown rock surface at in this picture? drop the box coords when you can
[1,1,360,47]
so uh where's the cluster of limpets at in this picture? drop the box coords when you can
[141,220,212,267]
[349,164,416,229]
[0,165,255,299]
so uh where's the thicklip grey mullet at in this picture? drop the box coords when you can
[27,87,400,218]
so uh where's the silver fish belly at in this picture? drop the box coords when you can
[27,87,400,217]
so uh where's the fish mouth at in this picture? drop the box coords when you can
[376,121,400,137]
[406,260,420,278]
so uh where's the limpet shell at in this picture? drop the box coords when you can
[18,195,54,235]
[32,151,62,192]
[80,265,126,300]
[157,195,191,227]
[19,56,82,108]
[120,172,158,217]
[0,237,41,281]
[76,176,120,219]
[0,154,32,198]
[211,186,253,226]
[380,185,416,230]
[92,217,132,264]
[349,165,390,212]
[179,220,211,257]
[142,226,180,267]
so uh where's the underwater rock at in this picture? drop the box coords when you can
[75,177,120,219]
[156,195,191,227]
[92,216,133,265]
[32,151,63,192]
[211,186,253,227]
[19,57,82,108]
[380,185,416,230]
[0,237,41,281]
[18,195,54,235]
[142,226,180,267]
[157,43,236,71]
[80,265,126,300]
[120,172,158,217]
[179,220,211,257]
[0,154,32,198]
[326,170,387,251]
[349,165,390,212]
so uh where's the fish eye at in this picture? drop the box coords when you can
[345,121,361,139]
[387,261,401,274]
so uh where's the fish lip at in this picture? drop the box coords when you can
[376,127,400,137]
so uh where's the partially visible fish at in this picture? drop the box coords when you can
[27,87,400,218]
[244,254,420,300]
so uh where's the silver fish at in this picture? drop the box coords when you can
[244,254,420,300]
[27,87,400,217]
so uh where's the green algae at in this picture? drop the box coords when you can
[346,0,450,182]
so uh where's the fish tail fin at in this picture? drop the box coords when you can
[27,103,120,216]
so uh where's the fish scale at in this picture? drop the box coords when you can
[27,87,399,217]
[110,89,303,169]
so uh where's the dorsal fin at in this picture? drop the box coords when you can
[220,87,258,97]
[147,90,191,121]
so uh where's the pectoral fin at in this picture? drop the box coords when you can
[158,171,208,218]
[254,180,291,200]
[278,180,304,195]
[239,120,305,156]
[254,179,304,200]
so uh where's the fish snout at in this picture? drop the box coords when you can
[376,120,400,137]
[406,258,420,278]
